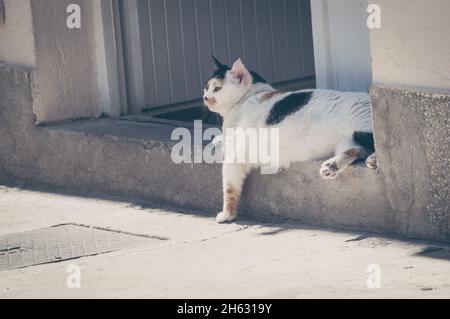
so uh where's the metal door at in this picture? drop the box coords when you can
[120,0,315,114]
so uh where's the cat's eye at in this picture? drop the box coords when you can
[214,87,222,92]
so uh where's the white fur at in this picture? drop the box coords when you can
[203,59,375,223]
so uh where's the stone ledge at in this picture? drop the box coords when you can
[41,117,392,235]
[0,63,448,242]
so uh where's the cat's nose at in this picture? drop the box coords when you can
[203,96,216,106]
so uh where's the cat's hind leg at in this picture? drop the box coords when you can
[216,163,251,223]
[365,152,378,169]
[320,138,367,180]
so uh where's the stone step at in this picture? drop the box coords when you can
[1,63,448,243]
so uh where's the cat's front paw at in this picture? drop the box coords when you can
[216,211,236,223]
[212,135,223,147]
[320,160,339,179]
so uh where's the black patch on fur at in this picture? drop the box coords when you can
[250,71,266,84]
[265,91,312,125]
[212,64,230,80]
[211,55,230,80]
[210,55,266,83]
[353,131,375,152]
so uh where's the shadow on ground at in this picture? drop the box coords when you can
[2,180,450,263]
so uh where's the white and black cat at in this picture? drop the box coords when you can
[203,57,377,223]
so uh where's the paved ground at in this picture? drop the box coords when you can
[0,185,449,299]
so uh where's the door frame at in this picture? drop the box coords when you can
[94,0,318,117]
[310,0,372,92]
[93,0,128,116]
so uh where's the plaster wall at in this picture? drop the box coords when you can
[0,0,102,123]
[369,0,450,93]
[30,0,101,123]
[0,0,35,67]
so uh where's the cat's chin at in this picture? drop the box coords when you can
[216,212,236,223]
[205,105,219,114]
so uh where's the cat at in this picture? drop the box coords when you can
[203,56,378,223]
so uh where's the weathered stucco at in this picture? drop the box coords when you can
[371,85,450,239]
[30,0,101,124]
[366,0,450,240]
[369,0,450,93]
[0,0,102,124]
[0,0,35,67]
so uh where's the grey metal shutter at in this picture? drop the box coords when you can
[120,0,315,114]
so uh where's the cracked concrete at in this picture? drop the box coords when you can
[0,185,449,298]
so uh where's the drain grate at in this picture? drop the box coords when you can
[0,224,164,271]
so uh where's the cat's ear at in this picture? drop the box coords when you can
[230,58,252,86]
[212,55,226,69]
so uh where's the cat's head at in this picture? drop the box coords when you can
[203,56,266,115]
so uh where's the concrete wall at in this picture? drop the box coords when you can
[368,1,450,239]
[371,86,449,240]
[0,0,35,67]
[369,0,450,93]
[30,0,101,124]
[0,0,102,124]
